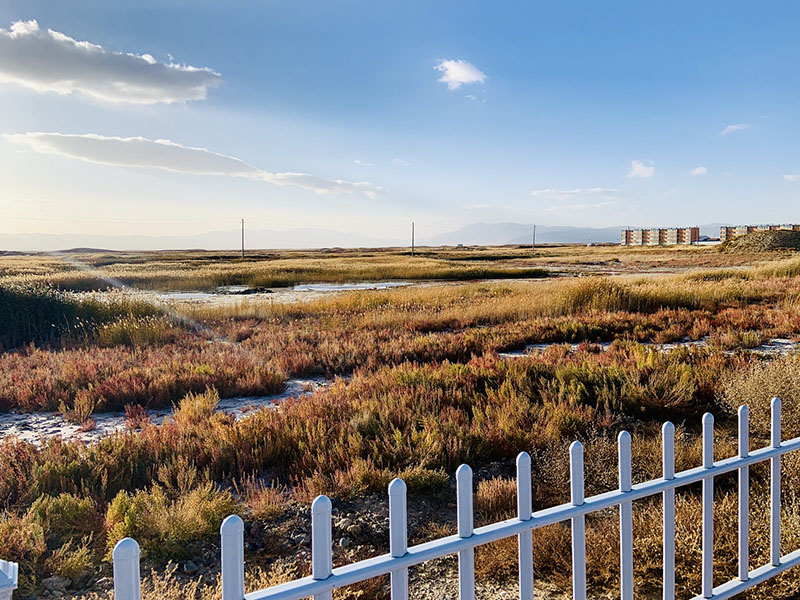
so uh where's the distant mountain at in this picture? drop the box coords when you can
[423,223,623,245]
[0,222,736,252]
[0,228,400,252]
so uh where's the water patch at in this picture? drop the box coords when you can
[0,377,329,447]
[291,281,411,292]
[499,337,800,358]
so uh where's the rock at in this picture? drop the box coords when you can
[339,537,350,548]
[182,560,199,575]
[292,533,311,545]
[42,576,71,592]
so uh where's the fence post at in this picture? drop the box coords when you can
[221,515,245,600]
[771,398,782,567]
[618,432,633,600]
[662,422,675,600]
[312,495,333,600]
[738,406,749,582]
[112,538,141,600]
[517,452,534,600]
[702,413,714,598]
[456,464,475,600]
[570,441,587,600]
[388,478,409,600]
[0,560,18,600]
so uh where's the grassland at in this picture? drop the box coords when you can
[4,244,800,598]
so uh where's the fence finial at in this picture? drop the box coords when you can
[112,538,141,600]
[221,515,245,600]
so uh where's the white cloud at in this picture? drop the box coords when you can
[626,160,655,179]
[718,123,750,136]
[785,174,800,182]
[4,132,385,198]
[353,159,372,166]
[0,20,221,103]
[393,157,411,167]
[691,166,707,175]
[434,59,486,90]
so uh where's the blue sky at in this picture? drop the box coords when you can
[1,0,799,242]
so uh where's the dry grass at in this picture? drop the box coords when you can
[722,355,800,439]
[5,245,800,597]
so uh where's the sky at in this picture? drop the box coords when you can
[1,0,800,246]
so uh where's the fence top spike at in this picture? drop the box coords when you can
[702,412,714,427]
[516,451,531,467]
[662,421,675,435]
[220,514,244,535]
[569,440,583,459]
[112,537,140,561]
[312,495,332,515]
[388,477,407,496]
[456,463,472,481]
[618,430,631,445]
[772,397,782,410]
[738,405,749,417]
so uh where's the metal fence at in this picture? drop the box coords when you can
[109,399,800,600]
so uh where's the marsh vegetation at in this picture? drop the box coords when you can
[3,244,800,598]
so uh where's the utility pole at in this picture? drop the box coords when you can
[532,224,536,256]
[411,222,415,256]
[241,218,245,259]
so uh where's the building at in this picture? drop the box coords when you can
[620,227,699,246]
[720,223,800,242]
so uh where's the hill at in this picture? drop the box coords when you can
[721,230,800,252]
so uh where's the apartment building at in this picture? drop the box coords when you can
[620,227,699,246]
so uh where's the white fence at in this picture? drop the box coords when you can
[108,400,800,600]
[0,560,18,600]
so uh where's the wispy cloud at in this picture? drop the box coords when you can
[531,187,621,213]
[434,59,486,90]
[541,201,614,213]
[626,160,655,179]
[690,166,707,175]
[785,174,800,182]
[0,20,221,103]
[530,187,619,200]
[718,123,750,136]
[353,159,372,166]
[4,132,385,198]
[393,157,411,167]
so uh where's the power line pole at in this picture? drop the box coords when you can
[241,218,245,259]
[411,222,415,256]
[532,224,536,256]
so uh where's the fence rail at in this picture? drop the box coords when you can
[105,400,800,600]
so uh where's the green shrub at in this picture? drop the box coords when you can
[27,493,102,549]
[0,513,46,594]
[105,483,238,562]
